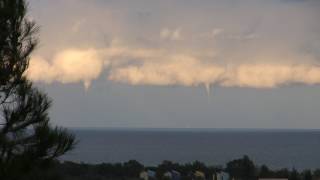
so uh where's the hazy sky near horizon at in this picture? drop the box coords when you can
[27,0,320,129]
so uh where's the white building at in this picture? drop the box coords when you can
[194,171,206,180]
[164,170,181,180]
[140,170,156,180]
[216,172,230,180]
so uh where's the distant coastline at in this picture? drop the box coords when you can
[46,156,320,180]
[62,129,320,170]
[68,127,320,132]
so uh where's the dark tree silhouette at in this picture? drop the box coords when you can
[123,160,144,177]
[259,165,273,178]
[226,155,256,180]
[302,170,312,180]
[289,168,300,180]
[0,0,75,179]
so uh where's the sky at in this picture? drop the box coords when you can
[26,0,320,129]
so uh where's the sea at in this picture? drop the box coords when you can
[61,128,320,170]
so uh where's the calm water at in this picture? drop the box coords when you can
[62,128,320,170]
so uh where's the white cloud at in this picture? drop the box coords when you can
[109,54,224,86]
[160,28,182,41]
[27,49,103,89]
[108,53,320,88]
[27,44,320,90]
[221,64,320,88]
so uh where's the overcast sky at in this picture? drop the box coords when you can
[27,0,320,129]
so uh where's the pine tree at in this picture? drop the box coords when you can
[302,170,312,180]
[0,0,76,179]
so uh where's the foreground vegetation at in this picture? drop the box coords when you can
[28,156,320,180]
[0,0,75,179]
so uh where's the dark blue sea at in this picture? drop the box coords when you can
[62,128,320,170]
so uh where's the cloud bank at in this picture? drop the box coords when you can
[26,0,320,90]
[27,45,320,90]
